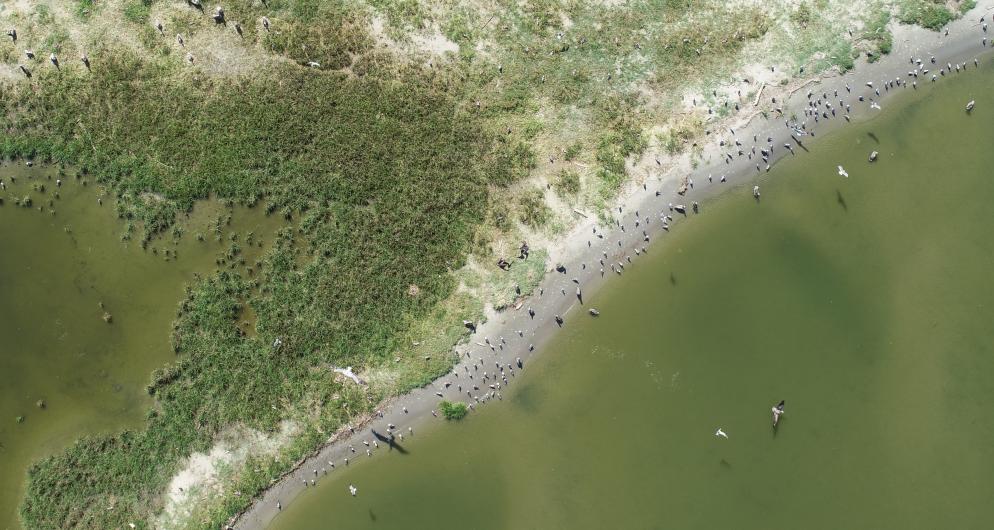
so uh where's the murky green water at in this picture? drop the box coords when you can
[0,170,282,529]
[270,65,994,528]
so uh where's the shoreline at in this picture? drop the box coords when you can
[233,4,994,528]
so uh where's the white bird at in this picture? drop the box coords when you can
[870,102,881,110]
[333,366,366,386]
[772,400,786,427]
[837,165,849,178]
[349,484,358,496]
[715,428,728,439]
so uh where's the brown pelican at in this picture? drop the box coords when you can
[262,16,271,31]
[212,6,225,24]
[772,400,785,427]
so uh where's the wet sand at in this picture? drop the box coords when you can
[233,4,994,528]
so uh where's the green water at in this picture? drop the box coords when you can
[270,66,994,528]
[0,170,282,529]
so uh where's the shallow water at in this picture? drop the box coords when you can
[0,170,282,529]
[268,62,994,528]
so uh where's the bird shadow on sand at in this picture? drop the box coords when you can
[836,190,848,212]
[867,131,880,144]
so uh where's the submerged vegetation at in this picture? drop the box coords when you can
[0,0,980,527]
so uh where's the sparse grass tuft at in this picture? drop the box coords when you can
[552,169,581,198]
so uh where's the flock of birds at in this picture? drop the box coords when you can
[6,4,275,73]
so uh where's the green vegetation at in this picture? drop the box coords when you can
[563,142,583,162]
[862,9,894,62]
[74,0,96,20]
[7,6,529,528]
[518,188,552,228]
[553,169,581,198]
[959,0,978,14]
[659,117,704,156]
[897,0,955,30]
[122,0,152,25]
[439,400,468,420]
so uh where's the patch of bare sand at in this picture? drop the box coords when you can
[157,421,300,530]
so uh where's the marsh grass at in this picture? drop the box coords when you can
[11,23,530,530]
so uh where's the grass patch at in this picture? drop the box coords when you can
[896,0,955,30]
[563,142,582,162]
[552,169,581,198]
[75,0,96,20]
[861,9,893,62]
[439,400,468,420]
[518,187,551,228]
[658,116,704,156]
[122,0,152,25]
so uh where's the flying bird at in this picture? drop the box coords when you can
[772,400,786,427]
[715,428,728,439]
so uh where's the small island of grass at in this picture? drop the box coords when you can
[439,401,469,421]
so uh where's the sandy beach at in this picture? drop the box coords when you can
[233,4,994,528]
